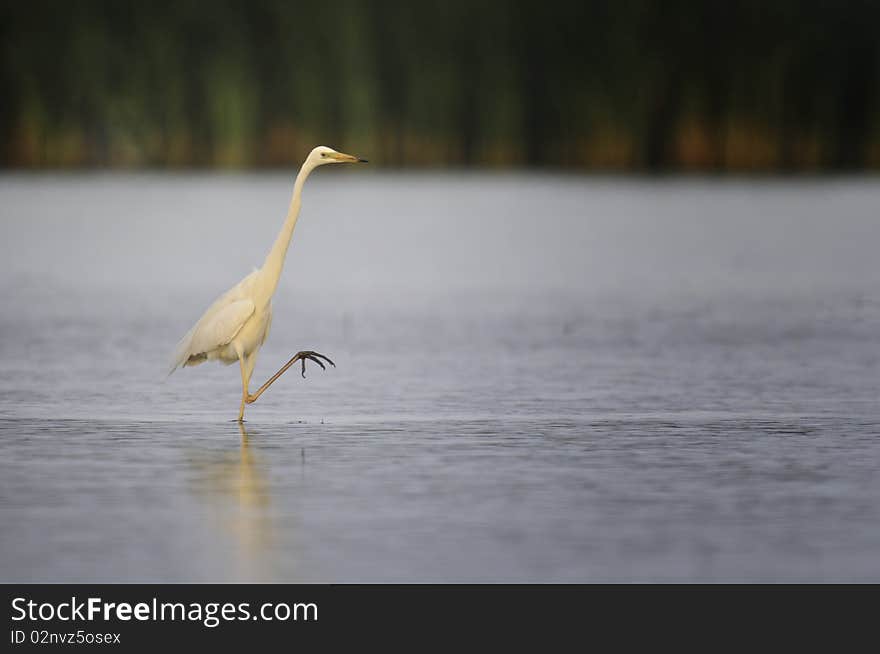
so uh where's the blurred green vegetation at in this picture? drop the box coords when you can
[1,0,879,170]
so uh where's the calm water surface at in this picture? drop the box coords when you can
[1,173,879,581]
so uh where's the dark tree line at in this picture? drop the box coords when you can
[1,0,879,170]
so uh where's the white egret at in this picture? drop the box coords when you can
[168,145,367,421]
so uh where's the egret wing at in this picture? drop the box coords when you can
[189,298,255,353]
[169,298,255,373]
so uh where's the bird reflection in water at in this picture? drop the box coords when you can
[189,422,277,581]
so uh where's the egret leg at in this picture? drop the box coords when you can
[237,356,251,422]
[245,351,335,406]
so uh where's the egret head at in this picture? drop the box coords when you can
[308,145,368,168]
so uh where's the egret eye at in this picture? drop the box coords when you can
[321,153,327,157]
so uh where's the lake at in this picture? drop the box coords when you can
[1,172,879,581]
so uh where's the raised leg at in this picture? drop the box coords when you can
[245,350,335,407]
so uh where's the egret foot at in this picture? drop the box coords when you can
[292,351,335,378]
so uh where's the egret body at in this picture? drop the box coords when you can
[169,146,367,421]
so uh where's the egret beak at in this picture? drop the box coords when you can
[330,151,368,163]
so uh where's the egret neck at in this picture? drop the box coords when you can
[259,159,316,300]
